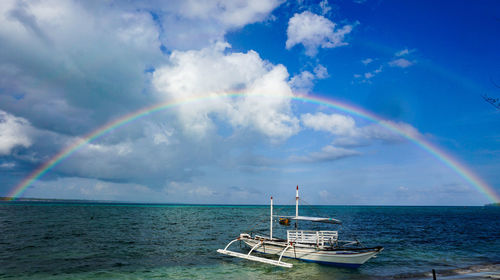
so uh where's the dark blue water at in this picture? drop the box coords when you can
[0,202,499,279]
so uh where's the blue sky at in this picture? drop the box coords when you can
[0,0,499,205]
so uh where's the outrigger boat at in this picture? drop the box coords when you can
[217,186,383,268]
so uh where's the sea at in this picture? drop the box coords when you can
[0,201,499,279]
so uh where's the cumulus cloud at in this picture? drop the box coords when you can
[0,1,300,199]
[0,110,33,155]
[0,0,164,133]
[0,0,295,191]
[313,64,329,79]
[0,0,283,134]
[286,11,354,56]
[47,119,221,184]
[289,64,329,93]
[0,1,442,205]
[289,71,316,94]
[0,112,221,187]
[152,42,299,140]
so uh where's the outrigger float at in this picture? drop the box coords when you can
[217,186,383,268]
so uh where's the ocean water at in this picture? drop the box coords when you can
[0,202,499,279]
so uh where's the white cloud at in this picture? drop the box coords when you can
[301,112,421,147]
[319,0,332,15]
[361,58,373,65]
[0,110,33,155]
[173,0,281,27]
[289,71,316,93]
[153,0,283,50]
[85,141,132,157]
[314,64,329,79]
[289,64,329,93]
[0,2,459,206]
[0,1,297,190]
[367,65,383,77]
[389,58,414,68]
[44,119,225,185]
[301,112,357,136]
[153,42,299,140]
[395,48,415,57]
[390,48,416,68]
[355,49,416,82]
[378,120,421,139]
[0,0,283,134]
[364,72,374,79]
[146,123,175,145]
[354,65,383,83]
[0,0,164,132]
[286,11,354,57]
[290,145,360,163]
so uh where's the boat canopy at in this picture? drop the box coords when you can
[278,215,342,224]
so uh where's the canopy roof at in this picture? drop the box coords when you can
[278,215,342,224]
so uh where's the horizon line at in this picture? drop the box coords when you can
[1,196,496,207]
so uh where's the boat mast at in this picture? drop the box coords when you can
[270,196,273,240]
[295,185,299,229]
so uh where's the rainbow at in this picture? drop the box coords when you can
[7,93,500,202]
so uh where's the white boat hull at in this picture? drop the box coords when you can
[241,236,382,268]
[217,188,384,268]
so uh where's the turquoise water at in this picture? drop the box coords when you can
[0,202,499,279]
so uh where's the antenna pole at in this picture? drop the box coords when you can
[270,196,273,240]
[295,185,299,229]
[295,185,299,217]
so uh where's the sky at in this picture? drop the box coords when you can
[0,0,499,205]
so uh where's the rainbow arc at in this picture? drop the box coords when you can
[8,93,500,203]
